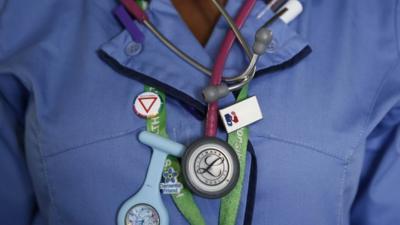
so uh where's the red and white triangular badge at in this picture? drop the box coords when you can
[133,92,162,118]
[138,96,158,113]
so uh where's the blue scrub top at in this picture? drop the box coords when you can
[1,0,400,225]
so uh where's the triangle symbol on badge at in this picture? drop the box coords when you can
[138,96,158,113]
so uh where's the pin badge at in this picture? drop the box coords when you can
[133,92,162,118]
[160,166,183,195]
[219,96,263,133]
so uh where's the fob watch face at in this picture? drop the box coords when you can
[125,204,160,225]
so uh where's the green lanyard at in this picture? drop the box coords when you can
[144,84,250,225]
[145,85,205,225]
[219,84,249,225]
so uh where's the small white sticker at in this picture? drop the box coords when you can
[219,96,263,133]
[133,92,162,118]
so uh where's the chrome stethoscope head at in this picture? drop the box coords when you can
[181,137,240,198]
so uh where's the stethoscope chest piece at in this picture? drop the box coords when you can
[181,137,239,198]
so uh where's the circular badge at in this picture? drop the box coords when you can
[125,203,160,225]
[133,92,162,118]
[181,137,239,199]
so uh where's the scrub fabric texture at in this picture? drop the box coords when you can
[1,0,400,225]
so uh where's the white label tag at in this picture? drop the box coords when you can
[219,96,263,133]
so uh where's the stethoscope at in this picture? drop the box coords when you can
[121,0,286,102]
[121,0,287,197]
[117,0,302,224]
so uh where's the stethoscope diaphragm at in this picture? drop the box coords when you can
[181,137,240,199]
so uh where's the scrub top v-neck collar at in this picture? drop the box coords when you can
[100,0,310,111]
[147,0,214,68]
